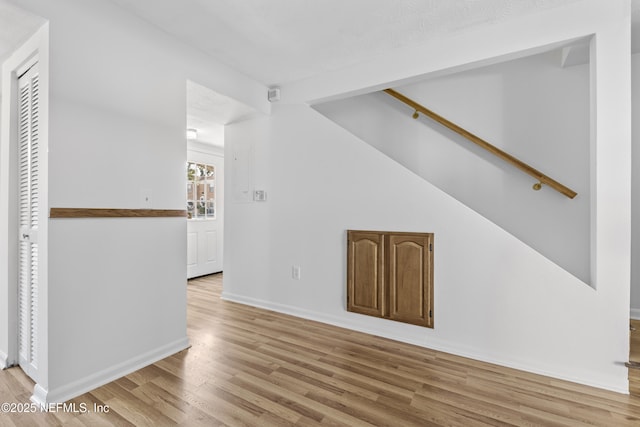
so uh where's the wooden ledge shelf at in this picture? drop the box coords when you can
[50,208,187,218]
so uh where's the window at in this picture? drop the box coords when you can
[186,162,216,220]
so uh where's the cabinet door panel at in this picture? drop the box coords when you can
[388,234,433,327]
[347,231,384,317]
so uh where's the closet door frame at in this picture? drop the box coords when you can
[16,60,40,381]
[1,27,49,394]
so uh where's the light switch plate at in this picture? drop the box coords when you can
[254,190,267,202]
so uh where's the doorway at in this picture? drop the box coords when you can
[186,155,224,278]
[184,80,258,279]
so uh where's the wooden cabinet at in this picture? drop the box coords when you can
[347,231,385,317]
[347,230,433,328]
[387,234,433,327]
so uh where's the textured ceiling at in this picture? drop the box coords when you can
[3,0,639,145]
[4,0,637,88]
[109,0,583,86]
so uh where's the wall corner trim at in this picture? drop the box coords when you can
[0,351,8,370]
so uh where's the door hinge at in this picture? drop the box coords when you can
[429,309,432,318]
[429,243,433,251]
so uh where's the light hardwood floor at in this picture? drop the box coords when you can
[2,274,640,426]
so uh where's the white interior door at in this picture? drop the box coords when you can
[187,220,221,278]
[17,62,40,381]
[187,154,224,278]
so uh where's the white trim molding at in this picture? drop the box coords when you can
[0,350,8,370]
[221,291,629,395]
[30,337,190,405]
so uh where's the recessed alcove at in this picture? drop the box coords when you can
[315,40,592,285]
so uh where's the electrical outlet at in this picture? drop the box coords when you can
[292,265,301,280]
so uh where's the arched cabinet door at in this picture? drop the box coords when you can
[347,231,385,317]
[388,234,433,328]
[347,230,433,328]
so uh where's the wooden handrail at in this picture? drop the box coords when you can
[383,88,577,199]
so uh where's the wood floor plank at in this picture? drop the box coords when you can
[215,378,305,424]
[2,273,640,426]
[226,374,326,423]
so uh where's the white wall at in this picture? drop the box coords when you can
[632,53,640,317]
[1,0,268,403]
[316,43,640,321]
[0,82,4,370]
[188,140,224,158]
[1,0,631,402]
[223,102,618,391]
[314,49,591,283]
[224,0,631,392]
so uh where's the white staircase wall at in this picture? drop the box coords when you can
[223,101,627,392]
[314,49,591,283]
[224,0,631,393]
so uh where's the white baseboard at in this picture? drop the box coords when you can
[631,308,640,320]
[221,291,628,395]
[31,336,190,405]
[0,350,8,370]
[31,384,48,407]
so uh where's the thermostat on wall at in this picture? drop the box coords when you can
[254,190,267,202]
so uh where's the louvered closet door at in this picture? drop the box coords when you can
[17,63,39,381]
